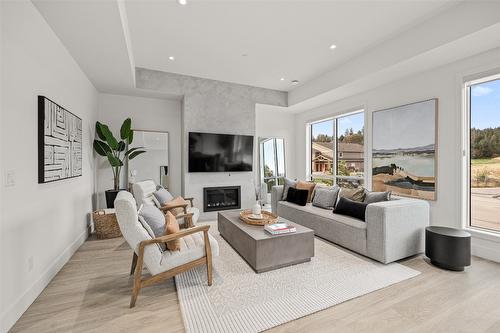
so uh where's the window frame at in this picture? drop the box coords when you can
[309,117,336,185]
[464,72,500,234]
[260,137,286,194]
[307,109,365,187]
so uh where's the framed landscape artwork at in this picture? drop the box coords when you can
[372,99,438,200]
[38,96,82,183]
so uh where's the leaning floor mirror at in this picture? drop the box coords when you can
[259,137,286,206]
[128,130,169,189]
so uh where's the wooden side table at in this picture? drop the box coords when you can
[425,226,471,271]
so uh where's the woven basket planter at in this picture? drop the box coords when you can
[93,209,122,239]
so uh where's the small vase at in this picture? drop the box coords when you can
[252,201,262,216]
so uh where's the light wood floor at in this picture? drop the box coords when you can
[10,236,500,333]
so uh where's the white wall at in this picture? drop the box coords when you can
[0,2,98,332]
[0,2,4,331]
[136,68,287,220]
[294,47,500,262]
[96,93,182,208]
[255,106,296,181]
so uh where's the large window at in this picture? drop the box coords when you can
[309,111,364,188]
[467,75,500,233]
[310,119,335,185]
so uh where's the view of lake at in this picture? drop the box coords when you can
[372,154,435,177]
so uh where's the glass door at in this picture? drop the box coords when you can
[468,76,500,232]
[259,137,286,195]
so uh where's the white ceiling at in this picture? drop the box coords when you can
[35,0,500,108]
[124,0,456,91]
[33,0,136,94]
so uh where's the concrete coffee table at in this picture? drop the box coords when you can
[218,210,314,273]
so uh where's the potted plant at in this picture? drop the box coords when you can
[93,118,145,208]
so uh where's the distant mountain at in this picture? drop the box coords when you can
[373,144,434,154]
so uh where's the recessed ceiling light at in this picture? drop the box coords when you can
[178,0,187,5]
[291,80,299,85]
[329,44,337,50]
[169,56,175,61]
[280,78,285,81]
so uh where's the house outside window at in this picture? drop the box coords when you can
[309,111,364,188]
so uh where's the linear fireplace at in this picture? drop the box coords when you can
[203,186,241,212]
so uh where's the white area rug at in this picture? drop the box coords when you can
[175,227,420,333]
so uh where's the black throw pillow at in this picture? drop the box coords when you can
[333,197,368,221]
[286,187,309,206]
[285,187,296,203]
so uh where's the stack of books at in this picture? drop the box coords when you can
[264,222,296,235]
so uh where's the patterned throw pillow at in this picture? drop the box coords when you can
[282,177,297,200]
[296,180,316,203]
[311,184,336,200]
[164,212,181,251]
[138,205,167,251]
[312,186,340,209]
[364,190,391,204]
[138,205,166,237]
[153,188,174,206]
[338,187,365,202]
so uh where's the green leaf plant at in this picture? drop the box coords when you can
[93,118,146,190]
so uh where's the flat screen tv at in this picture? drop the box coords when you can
[188,132,253,172]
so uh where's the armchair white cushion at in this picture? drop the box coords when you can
[161,232,219,272]
[132,180,200,226]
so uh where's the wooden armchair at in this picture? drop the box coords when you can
[184,197,195,207]
[129,224,212,307]
[114,191,219,308]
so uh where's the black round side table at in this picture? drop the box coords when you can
[425,226,471,271]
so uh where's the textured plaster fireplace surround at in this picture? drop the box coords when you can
[136,68,287,220]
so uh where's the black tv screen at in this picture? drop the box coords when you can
[188,132,253,172]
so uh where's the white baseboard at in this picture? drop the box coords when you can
[1,229,88,333]
[472,243,500,263]
[471,232,500,264]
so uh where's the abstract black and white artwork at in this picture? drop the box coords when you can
[38,96,82,183]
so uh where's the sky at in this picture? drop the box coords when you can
[372,99,435,150]
[312,111,364,138]
[471,79,500,129]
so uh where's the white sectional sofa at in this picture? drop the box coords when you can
[271,185,430,264]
